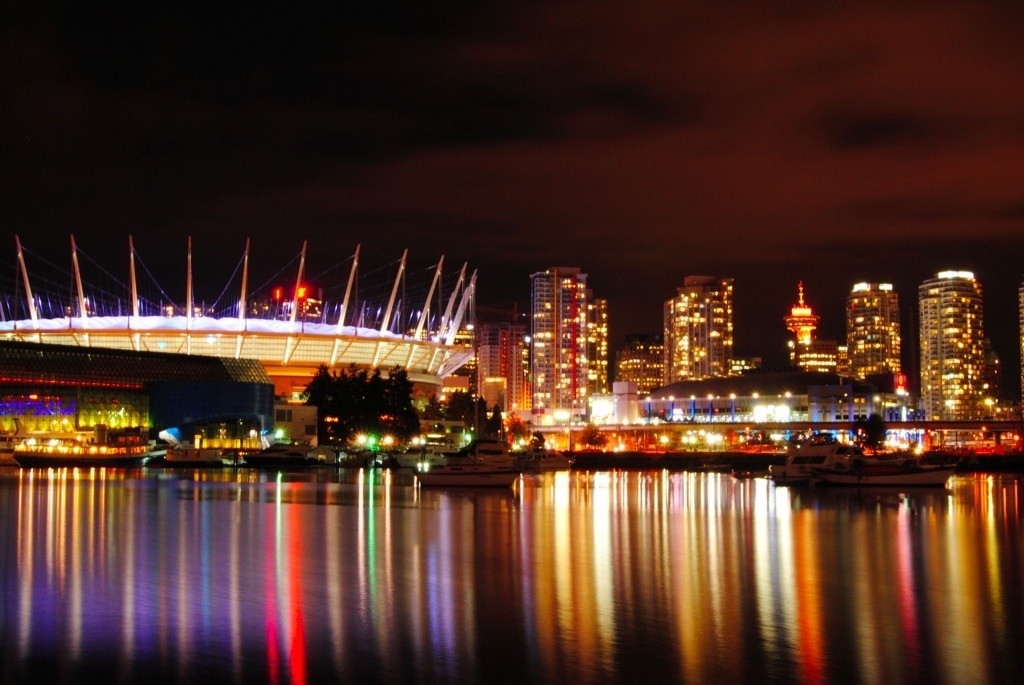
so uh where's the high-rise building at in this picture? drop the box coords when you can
[1020,279,1024,410]
[615,333,665,396]
[785,282,838,373]
[587,295,610,395]
[530,267,588,424]
[918,270,986,420]
[846,282,901,379]
[663,276,734,383]
[475,322,529,414]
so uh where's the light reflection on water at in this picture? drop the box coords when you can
[0,467,1022,684]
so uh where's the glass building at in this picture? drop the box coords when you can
[663,276,734,383]
[0,340,274,447]
[530,267,588,424]
[846,282,901,379]
[918,271,986,420]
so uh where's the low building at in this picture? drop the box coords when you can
[0,340,274,449]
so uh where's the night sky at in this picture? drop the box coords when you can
[4,3,1023,396]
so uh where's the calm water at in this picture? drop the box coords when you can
[1,465,1022,685]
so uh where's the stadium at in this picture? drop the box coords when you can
[1,236,477,399]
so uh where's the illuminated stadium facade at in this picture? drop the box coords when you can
[1,236,477,398]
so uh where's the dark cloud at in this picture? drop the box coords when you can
[821,111,936,150]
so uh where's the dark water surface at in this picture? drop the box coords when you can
[1,466,1022,685]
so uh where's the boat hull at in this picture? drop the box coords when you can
[163,447,239,467]
[812,466,955,486]
[417,466,520,488]
[13,451,150,468]
[245,456,321,468]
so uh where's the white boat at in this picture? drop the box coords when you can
[768,435,863,485]
[516,449,575,471]
[443,438,517,468]
[9,419,151,468]
[164,444,240,467]
[392,449,448,469]
[810,454,955,486]
[416,462,520,488]
[245,442,320,468]
[12,435,151,468]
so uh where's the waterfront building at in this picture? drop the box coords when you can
[663,276,734,383]
[615,333,665,396]
[0,238,476,400]
[530,267,588,425]
[475,322,529,414]
[918,270,986,420]
[0,339,273,448]
[785,282,838,373]
[846,282,901,380]
[587,295,610,395]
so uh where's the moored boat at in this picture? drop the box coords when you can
[245,441,321,468]
[516,449,574,471]
[810,455,955,486]
[12,437,151,468]
[768,434,863,485]
[443,438,517,468]
[164,444,241,467]
[416,462,520,488]
[392,449,448,469]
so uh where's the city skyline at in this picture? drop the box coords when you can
[3,3,1023,392]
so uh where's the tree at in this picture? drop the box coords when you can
[420,393,443,420]
[576,423,608,450]
[483,404,503,439]
[302,364,421,446]
[444,391,475,428]
[506,415,531,446]
[854,413,887,453]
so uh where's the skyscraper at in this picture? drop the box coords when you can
[663,276,734,383]
[586,295,609,395]
[615,333,665,396]
[530,267,588,424]
[918,270,986,420]
[475,322,529,414]
[1019,279,1024,410]
[846,282,901,379]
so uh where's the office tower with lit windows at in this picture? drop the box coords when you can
[530,267,588,424]
[475,322,529,415]
[918,270,986,420]
[1020,279,1024,409]
[615,333,665,396]
[587,295,609,395]
[663,276,734,383]
[846,282,901,379]
[785,282,838,373]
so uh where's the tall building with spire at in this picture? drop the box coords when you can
[784,282,837,373]
[845,282,901,379]
[663,276,734,383]
[918,270,986,420]
[530,267,588,425]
